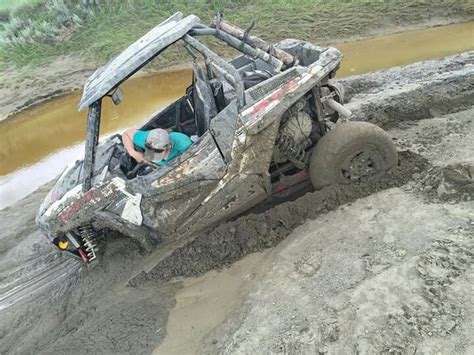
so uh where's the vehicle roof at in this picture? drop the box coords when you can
[78,12,200,111]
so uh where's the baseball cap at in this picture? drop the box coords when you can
[144,128,170,163]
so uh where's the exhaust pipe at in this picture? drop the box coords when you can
[324,98,352,118]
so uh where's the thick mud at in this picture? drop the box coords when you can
[0,231,179,354]
[130,151,428,286]
[387,224,474,349]
[416,165,474,203]
[1,53,473,354]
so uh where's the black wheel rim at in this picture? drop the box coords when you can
[340,149,382,182]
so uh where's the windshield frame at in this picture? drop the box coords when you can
[83,99,101,192]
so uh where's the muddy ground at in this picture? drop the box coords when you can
[0,51,473,354]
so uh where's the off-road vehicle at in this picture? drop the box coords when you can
[36,13,397,263]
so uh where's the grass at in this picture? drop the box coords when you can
[0,0,41,10]
[0,0,473,69]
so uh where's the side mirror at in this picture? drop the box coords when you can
[110,87,123,105]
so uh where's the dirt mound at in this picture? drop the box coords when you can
[130,151,428,287]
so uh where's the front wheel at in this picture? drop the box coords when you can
[309,122,398,189]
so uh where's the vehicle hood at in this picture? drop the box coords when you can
[78,12,200,111]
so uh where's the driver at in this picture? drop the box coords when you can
[122,127,192,166]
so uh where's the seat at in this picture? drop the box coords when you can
[192,62,218,136]
[242,69,273,89]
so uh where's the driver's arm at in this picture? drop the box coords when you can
[122,128,145,163]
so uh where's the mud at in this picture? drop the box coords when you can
[194,99,474,354]
[0,230,180,354]
[390,225,473,344]
[206,197,473,354]
[1,52,473,354]
[415,165,474,203]
[130,151,428,286]
[388,107,474,169]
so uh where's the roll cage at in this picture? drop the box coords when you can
[82,19,286,192]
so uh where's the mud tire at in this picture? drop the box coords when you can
[309,121,398,189]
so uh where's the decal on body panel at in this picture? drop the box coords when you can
[121,194,143,225]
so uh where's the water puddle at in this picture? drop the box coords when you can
[336,22,474,76]
[154,252,269,354]
[1,22,473,208]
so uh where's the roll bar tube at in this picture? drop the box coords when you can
[189,27,284,71]
[183,34,245,107]
[82,100,102,192]
[209,18,295,67]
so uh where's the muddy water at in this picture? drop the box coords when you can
[0,22,473,208]
[336,22,474,76]
[154,252,270,354]
[0,69,192,176]
[0,70,191,207]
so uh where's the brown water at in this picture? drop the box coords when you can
[0,70,192,176]
[1,22,473,208]
[154,252,270,354]
[336,21,474,76]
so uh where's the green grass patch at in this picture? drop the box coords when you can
[1,0,473,68]
[0,0,41,11]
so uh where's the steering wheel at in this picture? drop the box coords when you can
[126,162,155,179]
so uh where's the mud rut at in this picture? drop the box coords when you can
[129,151,429,286]
[0,52,473,354]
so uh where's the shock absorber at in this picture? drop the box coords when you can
[78,225,98,262]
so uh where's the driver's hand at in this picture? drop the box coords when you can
[143,160,158,169]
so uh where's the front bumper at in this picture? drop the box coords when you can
[36,176,147,264]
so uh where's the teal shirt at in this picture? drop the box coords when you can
[133,130,192,166]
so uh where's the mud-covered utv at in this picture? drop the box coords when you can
[36,13,397,263]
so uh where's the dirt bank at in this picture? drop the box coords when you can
[0,53,473,354]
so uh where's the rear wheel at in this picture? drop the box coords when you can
[309,121,398,189]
